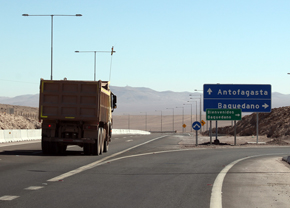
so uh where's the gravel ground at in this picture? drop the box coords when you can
[0,104,40,129]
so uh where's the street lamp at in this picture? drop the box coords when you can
[183,103,192,132]
[190,92,202,122]
[22,14,82,80]
[140,112,147,131]
[187,100,197,121]
[155,110,162,132]
[176,107,184,132]
[166,108,174,132]
[194,89,208,132]
[75,47,116,81]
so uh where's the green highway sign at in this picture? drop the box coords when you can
[206,109,242,120]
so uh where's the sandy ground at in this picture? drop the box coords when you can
[0,102,234,132]
[113,114,233,132]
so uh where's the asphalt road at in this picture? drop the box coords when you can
[0,133,289,208]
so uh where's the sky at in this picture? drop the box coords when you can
[1,0,290,97]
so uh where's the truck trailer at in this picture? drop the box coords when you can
[38,79,117,155]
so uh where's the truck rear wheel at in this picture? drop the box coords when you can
[42,139,50,154]
[103,130,109,153]
[96,127,103,155]
[84,143,92,155]
[103,139,109,152]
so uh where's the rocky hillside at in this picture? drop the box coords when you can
[205,106,290,138]
[0,104,40,129]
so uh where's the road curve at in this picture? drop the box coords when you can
[0,133,289,208]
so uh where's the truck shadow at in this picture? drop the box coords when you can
[0,150,87,156]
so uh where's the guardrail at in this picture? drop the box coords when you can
[0,129,151,143]
[0,129,41,143]
[112,129,151,135]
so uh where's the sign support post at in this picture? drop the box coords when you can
[215,121,218,144]
[192,121,201,146]
[234,120,236,146]
[196,130,198,146]
[256,113,259,144]
[210,121,212,145]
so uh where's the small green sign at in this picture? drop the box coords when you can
[206,109,242,120]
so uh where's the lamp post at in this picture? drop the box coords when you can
[166,108,174,132]
[176,107,184,132]
[191,91,203,131]
[140,112,147,131]
[155,110,162,132]
[190,93,202,122]
[75,48,116,81]
[22,14,82,80]
[183,103,192,132]
[187,100,197,121]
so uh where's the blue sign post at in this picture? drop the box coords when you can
[192,121,201,146]
[203,84,271,112]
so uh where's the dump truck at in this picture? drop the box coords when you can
[38,79,117,155]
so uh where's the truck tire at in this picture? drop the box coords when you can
[59,144,67,155]
[51,142,60,155]
[42,139,50,154]
[103,139,109,152]
[103,130,109,153]
[83,143,91,155]
[98,127,103,155]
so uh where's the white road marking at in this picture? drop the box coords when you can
[48,135,168,182]
[49,145,207,182]
[0,195,19,201]
[210,153,284,208]
[25,186,44,190]
[126,140,133,142]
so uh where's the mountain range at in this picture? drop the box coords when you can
[1,86,290,115]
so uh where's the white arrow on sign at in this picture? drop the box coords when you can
[193,124,201,129]
[262,103,269,109]
[207,88,212,95]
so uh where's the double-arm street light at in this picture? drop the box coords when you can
[190,92,202,122]
[75,47,116,81]
[22,14,82,80]
[187,100,197,121]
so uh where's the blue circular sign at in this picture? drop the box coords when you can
[192,121,201,131]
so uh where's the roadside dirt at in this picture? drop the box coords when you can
[0,104,40,129]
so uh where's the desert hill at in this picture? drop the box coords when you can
[206,106,290,138]
[1,86,290,115]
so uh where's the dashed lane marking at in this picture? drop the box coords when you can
[0,195,19,201]
[25,186,44,190]
[47,135,168,182]
[126,140,133,142]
